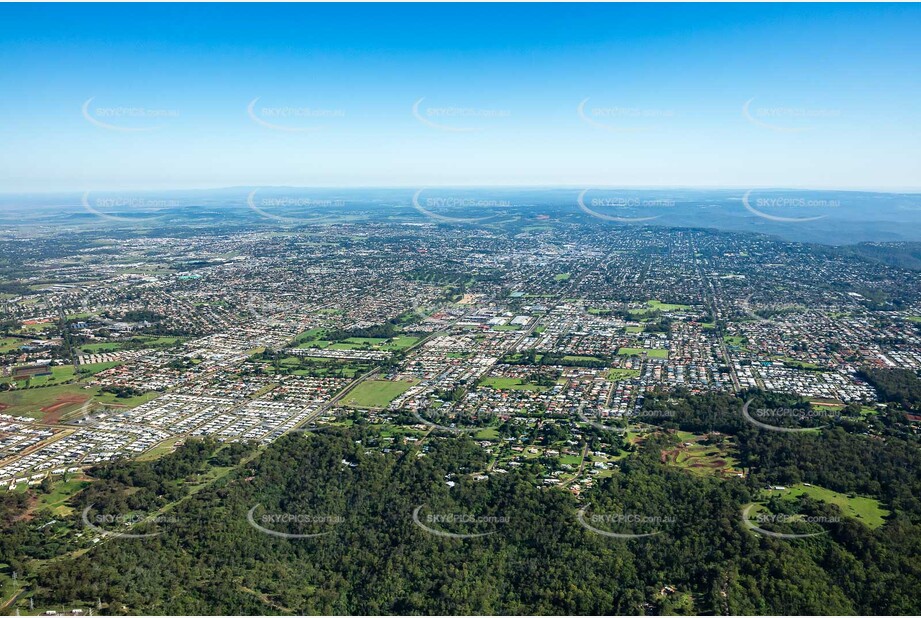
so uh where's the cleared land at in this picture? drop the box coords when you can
[0,383,91,420]
[764,483,889,529]
[0,337,26,353]
[661,431,742,478]
[341,378,419,408]
[606,368,641,381]
[618,347,668,358]
[32,478,91,516]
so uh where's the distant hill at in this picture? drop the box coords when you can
[844,243,921,270]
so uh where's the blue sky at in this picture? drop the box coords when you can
[0,2,918,192]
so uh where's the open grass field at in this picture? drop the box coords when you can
[341,378,419,408]
[373,423,429,439]
[32,478,91,516]
[558,453,582,466]
[562,354,604,362]
[764,483,889,529]
[625,325,643,333]
[297,339,331,349]
[0,337,26,353]
[474,427,500,440]
[78,361,122,375]
[136,436,186,461]
[776,356,823,370]
[295,327,327,342]
[19,322,56,333]
[328,337,387,350]
[629,300,692,317]
[646,300,691,311]
[618,347,668,358]
[92,388,161,408]
[606,368,641,381]
[480,377,550,391]
[80,342,125,354]
[381,335,419,350]
[270,355,371,378]
[296,331,419,352]
[65,311,99,319]
[553,273,571,281]
[131,335,183,347]
[2,365,78,388]
[0,383,91,419]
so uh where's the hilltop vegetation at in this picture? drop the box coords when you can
[3,389,921,615]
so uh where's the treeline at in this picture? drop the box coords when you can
[100,384,146,399]
[325,322,400,341]
[858,367,921,411]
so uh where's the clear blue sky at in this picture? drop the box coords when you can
[0,2,918,192]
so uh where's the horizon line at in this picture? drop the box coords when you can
[3,184,921,196]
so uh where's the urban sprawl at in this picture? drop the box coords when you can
[2,223,919,492]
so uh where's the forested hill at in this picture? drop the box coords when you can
[4,394,921,616]
[844,242,921,271]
